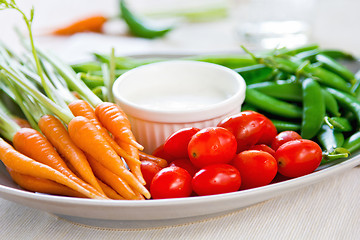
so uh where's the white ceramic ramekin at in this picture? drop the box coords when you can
[113,60,246,153]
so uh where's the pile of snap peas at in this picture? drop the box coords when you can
[71,44,360,165]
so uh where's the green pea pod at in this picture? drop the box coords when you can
[301,78,325,139]
[233,64,274,84]
[315,54,356,85]
[321,88,340,116]
[343,132,360,153]
[71,62,102,73]
[120,0,173,38]
[324,116,353,132]
[318,49,355,60]
[270,119,301,132]
[81,75,105,89]
[276,44,319,56]
[293,49,320,62]
[305,65,352,93]
[187,55,256,69]
[326,87,360,125]
[248,80,302,102]
[245,88,303,119]
[317,124,344,153]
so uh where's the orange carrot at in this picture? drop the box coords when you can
[95,102,143,150]
[68,100,141,167]
[87,155,137,200]
[52,15,107,35]
[8,168,85,198]
[139,151,168,168]
[0,138,104,199]
[12,127,108,199]
[97,179,125,200]
[12,117,32,128]
[38,114,104,194]
[116,139,145,185]
[68,116,150,199]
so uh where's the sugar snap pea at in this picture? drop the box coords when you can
[324,116,353,132]
[248,80,302,102]
[343,132,360,153]
[321,88,340,116]
[245,88,302,119]
[317,124,344,153]
[326,87,360,124]
[120,0,173,38]
[233,64,275,84]
[270,119,301,132]
[301,78,325,139]
[315,54,356,85]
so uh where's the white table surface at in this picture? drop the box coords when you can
[0,0,360,239]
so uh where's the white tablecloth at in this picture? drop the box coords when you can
[0,0,360,239]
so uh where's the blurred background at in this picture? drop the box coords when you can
[0,0,359,62]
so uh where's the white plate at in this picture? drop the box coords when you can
[0,154,359,228]
[1,54,359,228]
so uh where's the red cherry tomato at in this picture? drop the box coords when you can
[169,158,199,177]
[150,166,192,199]
[257,117,277,146]
[163,127,200,159]
[275,139,322,178]
[271,131,302,151]
[217,111,267,152]
[188,127,237,168]
[152,144,176,162]
[248,144,276,156]
[232,150,277,190]
[140,160,163,190]
[192,164,241,196]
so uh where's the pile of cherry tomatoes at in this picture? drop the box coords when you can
[141,110,323,199]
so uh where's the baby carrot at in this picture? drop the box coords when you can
[95,102,143,150]
[68,116,150,199]
[7,168,85,198]
[87,155,137,200]
[0,138,103,199]
[38,114,104,194]
[97,179,125,200]
[116,139,145,185]
[139,151,168,168]
[68,99,141,167]
[12,127,108,199]
[52,15,107,35]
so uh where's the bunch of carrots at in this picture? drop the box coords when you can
[0,0,167,200]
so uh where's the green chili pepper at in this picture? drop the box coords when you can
[321,88,340,116]
[315,54,356,85]
[120,0,173,38]
[317,124,344,153]
[233,64,275,84]
[245,88,303,119]
[248,80,302,102]
[270,119,301,132]
[301,78,325,139]
[343,131,360,153]
[324,116,353,132]
[326,87,360,125]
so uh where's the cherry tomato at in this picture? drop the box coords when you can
[150,166,192,199]
[217,111,267,152]
[188,127,237,168]
[152,144,176,162]
[275,139,322,178]
[271,131,302,151]
[248,144,276,156]
[192,164,241,196]
[232,150,277,190]
[163,127,200,159]
[169,158,199,177]
[140,160,163,190]
[257,117,277,146]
